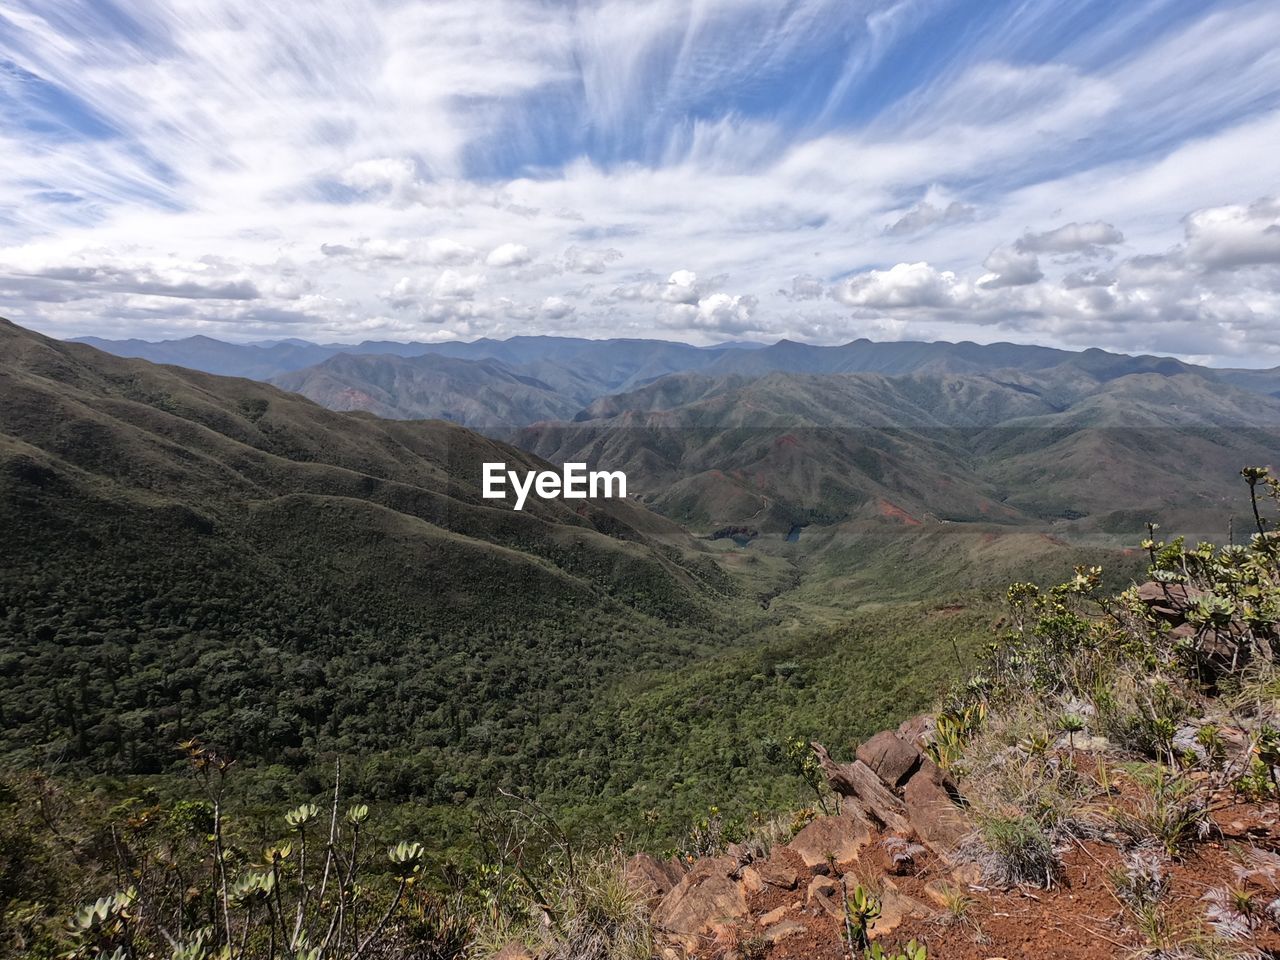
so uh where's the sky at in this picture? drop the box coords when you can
[1,1,1279,364]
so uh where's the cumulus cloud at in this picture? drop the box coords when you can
[1062,267,1116,288]
[339,158,426,207]
[431,269,485,300]
[384,269,485,309]
[661,270,703,305]
[563,245,622,274]
[692,293,758,332]
[1183,196,1280,269]
[977,246,1044,288]
[423,239,482,265]
[485,242,533,267]
[539,295,574,319]
[832,262,968,309]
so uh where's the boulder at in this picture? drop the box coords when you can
[1136,581,1205,620]
[758,905,792,926]
[807,875,838,900]
[810,743,911,833]
[897,714,936,749]
[1056,733,1111,753]
[623,852,684,907]
[856,731,923,789]
[902,759,969,856]
[787,806,873,869]
[651,856,748,948]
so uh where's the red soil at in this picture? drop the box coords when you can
[726,796,1280,960]
[877,500,923,526]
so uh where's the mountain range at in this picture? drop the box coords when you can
[72,332,1280,427]
[72,327,1280,544]
[521,366,1280,536]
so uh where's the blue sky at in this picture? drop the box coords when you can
[1,0,1279,363]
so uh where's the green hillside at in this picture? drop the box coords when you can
[0,318,742,789]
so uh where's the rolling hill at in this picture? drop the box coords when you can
[0,317,740,783]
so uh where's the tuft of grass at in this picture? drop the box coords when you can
[1109,763,1212,859]
[472,850,653,960]
[972,812,1060,888]
[933,883,976,926]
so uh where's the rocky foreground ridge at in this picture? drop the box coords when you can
[490,571,1280,960]
[633,715,968,959]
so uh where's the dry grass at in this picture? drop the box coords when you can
[472,850,653,960]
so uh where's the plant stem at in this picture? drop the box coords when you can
[351,878,406,960]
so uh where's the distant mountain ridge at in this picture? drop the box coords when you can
[519,366,1280,535]
[72,331,1280,430]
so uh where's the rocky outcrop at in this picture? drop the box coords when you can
[651,856,748,952]
[1136,580,1207,619]
[646,723,971,956]
[896,714,936,750]
[857,730,924,788]
[806,874,842,918]
[624,852,685,907]
[901,758,969,854]
[786,805,873,868]
[812,724,971,859]
[810,743,911,833]
[869,880,930,940]
[740,859,799,893]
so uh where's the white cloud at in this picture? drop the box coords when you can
[485,242,533,267]
[423,239,482,265]
[691,292,758,332]
[540,295,574,319]
[833,262,969,309]
[563,245,622,274]
[884,198,976,236]
[661,270,703,305]
[1017,221,1124,256]
[977,246,1044,289]
[341,158,425,206]
[1183,196,1280,269]
[1,0,1279,360]
[783,274,825,300]
[431,269,485,300]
